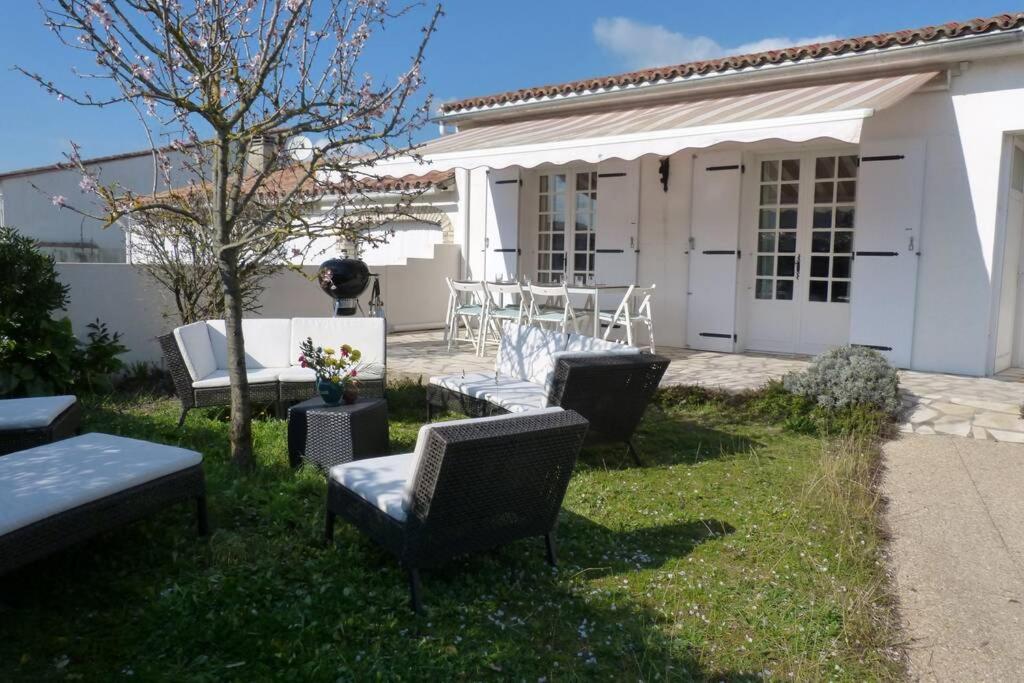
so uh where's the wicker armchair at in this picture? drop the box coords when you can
[159,333,280,426]
[325,408,589,612]
[427,353,669,465]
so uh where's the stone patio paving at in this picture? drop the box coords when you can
[387,330,1024,442]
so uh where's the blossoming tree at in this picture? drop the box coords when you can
[21,0,441,469]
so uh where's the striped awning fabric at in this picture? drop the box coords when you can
[417,71,938,170]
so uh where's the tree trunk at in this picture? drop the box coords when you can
[219,247,255,470]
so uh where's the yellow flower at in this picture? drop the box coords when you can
[351,350,362,362]
[323,347,335,355]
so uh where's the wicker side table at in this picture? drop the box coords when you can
[287,397,389,472]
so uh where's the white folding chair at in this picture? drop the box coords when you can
[526,283,578,334]
[480,280,527,353]
[445,279,489,354]
[599,284,656,352]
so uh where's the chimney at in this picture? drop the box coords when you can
[245,135,279,177]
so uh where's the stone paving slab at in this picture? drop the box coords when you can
[883,435,1024,681]
[387,330,1024,442]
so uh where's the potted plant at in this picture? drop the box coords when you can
[298,338,366,406]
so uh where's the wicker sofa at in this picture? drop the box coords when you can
[160,317,386,425]
[427,322,669,464]
[325,407,589,612]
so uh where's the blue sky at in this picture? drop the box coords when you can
[0,0,1013,172]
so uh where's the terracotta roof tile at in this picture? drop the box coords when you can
[440,12,1024,114]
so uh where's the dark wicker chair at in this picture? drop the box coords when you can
[325,408,589,612]
[0,399,81,456]
[160,333,384,426]
[426,354,669,465]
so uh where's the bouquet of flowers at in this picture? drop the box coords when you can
[298,337,365,386]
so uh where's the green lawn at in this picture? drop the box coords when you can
[0,384,901,681]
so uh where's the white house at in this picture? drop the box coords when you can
[0,148,195,263]
[375,12,1024,377]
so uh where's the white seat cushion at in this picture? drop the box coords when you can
[206,319,292,369]
[495,322,567,385]
[290,317,386,373]
[329,452,416,522]
[192,367,285,389]
[276,366,317,384]
[0,396,76,430]
[173,321,217,381]
[430,372,549,413]
[277,365,383,384]
[0,433,202,537]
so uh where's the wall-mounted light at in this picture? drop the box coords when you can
[658,157,670,192]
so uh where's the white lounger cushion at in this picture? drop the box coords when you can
[0,396,76,430]
[192,367,286,389]
[329,452,416,522]
[0,433,202,537]
[290,317,386,372]
[207,319,292,369]
[430,372,549,413]
[173,321,217,381]
[329,408,565,523]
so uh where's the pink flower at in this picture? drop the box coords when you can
[51,195,67,207]
[350,369,358,378]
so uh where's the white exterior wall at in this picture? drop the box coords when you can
[0,152,191,263]
[861,55,1024,375]
[55,244,459,365]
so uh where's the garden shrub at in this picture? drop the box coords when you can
[0,226,77,397]
[75,319,128,393]
[783,345,900,415]
[0,227,127,397]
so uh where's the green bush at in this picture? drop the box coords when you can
[0,226,78,396]
[75,319,128,393]
[0,227,127,397]
[783,345,901,415]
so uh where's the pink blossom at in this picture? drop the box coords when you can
[287,0,304,12]
[51,195,67,208]
[79,175,97,193]
[350,369,358,378]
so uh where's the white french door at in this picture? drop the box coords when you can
[534,168,598,285]
[746,152,858,355]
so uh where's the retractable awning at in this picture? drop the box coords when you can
[418,72,938,170]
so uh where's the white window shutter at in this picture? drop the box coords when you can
[849,139,926,368]
[686,151,743,352]
[595,159,640,285]
[484,168,521,281]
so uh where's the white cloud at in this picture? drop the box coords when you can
[593,17,838,70]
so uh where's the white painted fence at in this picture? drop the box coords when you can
[55,244,459,365]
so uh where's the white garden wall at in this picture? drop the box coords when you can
[56,244,459,365]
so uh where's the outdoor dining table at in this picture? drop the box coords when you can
[565,284,634,338]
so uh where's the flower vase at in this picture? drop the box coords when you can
[316,378,343,406]
[342,382,359,405]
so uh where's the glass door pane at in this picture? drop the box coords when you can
[808,155,857,303]
[536,173,567,283]
[754,159,800,300]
